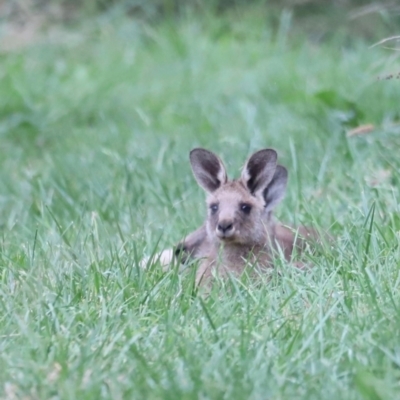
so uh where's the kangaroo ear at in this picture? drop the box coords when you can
[264,165,288,212]
[241,149,277,195]
[190,148,228,193]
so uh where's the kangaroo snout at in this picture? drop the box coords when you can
[216,220,234,238]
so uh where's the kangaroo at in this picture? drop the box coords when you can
[184,148,292,285]
[143,148,319,284]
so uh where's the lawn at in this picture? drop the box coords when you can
[1,5,400,399]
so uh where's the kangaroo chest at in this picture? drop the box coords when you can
[195,242,273,286]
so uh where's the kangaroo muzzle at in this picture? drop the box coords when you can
[216,220,235,239]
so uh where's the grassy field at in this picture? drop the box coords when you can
[1,8,400,399]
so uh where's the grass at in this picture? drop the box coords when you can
[1,8,400,399]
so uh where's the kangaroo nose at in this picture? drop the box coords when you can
[217,221,233,234]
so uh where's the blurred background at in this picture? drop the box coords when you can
[2,0,400,43]
[0,0,400,249]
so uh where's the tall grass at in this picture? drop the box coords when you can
[1,9,400,400]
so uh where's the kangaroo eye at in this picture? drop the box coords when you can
[240,203,252,214]
[210,204,219,214]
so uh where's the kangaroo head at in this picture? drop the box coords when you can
[190,148,288,247]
